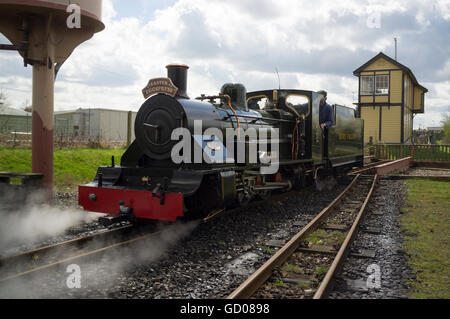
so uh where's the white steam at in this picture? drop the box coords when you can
[0,188,202,298]
[0,190,100,254]
[0,220,201,298]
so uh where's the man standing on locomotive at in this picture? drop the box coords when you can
[318,90,334,167]
[316,90,335,188]
[318,90,334,128]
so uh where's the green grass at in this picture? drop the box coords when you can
[305,229,328,245]
[305,229,347,246]
[268,221,277,228]
[315,265,329,276]
[297,281,310,289]
[401,179,450,299]
[272,279,286,287]
[281,264,304,274]
[0,147,125,190]
[262,246,275,255]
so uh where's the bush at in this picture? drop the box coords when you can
[442,113,450,144]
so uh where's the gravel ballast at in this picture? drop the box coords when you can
[0,179,351,298]
[2,169,433,299]
[328,178,412,299]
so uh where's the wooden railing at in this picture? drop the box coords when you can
[371,144,450,162]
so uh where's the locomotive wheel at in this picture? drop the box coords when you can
[237,192,251,207]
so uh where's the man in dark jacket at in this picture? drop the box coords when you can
[318,90,334,128]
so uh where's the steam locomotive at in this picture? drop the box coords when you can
[78,65,364,225]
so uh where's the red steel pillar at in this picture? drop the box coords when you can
[0,1,105,204]
[31,39,55,203]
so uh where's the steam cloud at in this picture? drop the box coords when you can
[0,219,200,298]
[0,189,100,254]
[0,185,201,298]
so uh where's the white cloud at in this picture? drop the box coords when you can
[0,0,448,129]
[436,59,450,79]
[435,0,450,20]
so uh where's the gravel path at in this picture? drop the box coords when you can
[401,167,450,176]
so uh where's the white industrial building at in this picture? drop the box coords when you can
[1,106,137,143]
[55,108,137,142]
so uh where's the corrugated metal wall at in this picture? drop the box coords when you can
[0,108,137,142]
[0,114,32,134]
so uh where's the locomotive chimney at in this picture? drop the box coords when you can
[166,64,189,99]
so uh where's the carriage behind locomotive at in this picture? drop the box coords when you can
[78,65,364,224]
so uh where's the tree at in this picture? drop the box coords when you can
[0,91,6,104]
[0,90,8,112]
[21,99,32,113]
[442,112,450,144]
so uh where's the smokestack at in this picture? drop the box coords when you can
[166,64,189,99]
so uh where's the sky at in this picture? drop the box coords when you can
[0,0,449,129]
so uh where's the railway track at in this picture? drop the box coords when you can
[0,180,327,285]
[0,157,409,294]
[0,222,163,283]
[226,173,378,299]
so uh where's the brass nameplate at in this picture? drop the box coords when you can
[142,77,178,99]
[338,133,357,140]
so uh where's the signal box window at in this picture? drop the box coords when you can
[375,75,389,94]
[361,75,389,95]
[360,76,374,95]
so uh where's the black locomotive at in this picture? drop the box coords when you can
[79,65,364,224]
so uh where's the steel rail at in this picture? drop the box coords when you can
[0,226,159,283]
[0,225,133,267]
[313,174,378,299]
[226,174,361,299]
[350,159,392,175]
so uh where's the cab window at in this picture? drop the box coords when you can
[247,95,271,110]
[285,95,310,117]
